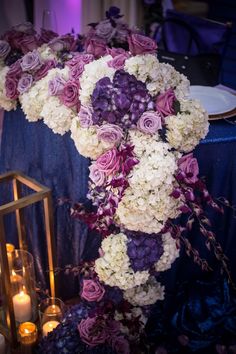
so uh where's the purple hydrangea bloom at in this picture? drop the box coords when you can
[126,231,164,272]
[91,70,154,129]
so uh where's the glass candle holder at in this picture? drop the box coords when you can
[18,322,38,345]
[39,298,65,337]
[11,249,37,323]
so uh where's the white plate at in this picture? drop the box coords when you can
[189,86,236,115]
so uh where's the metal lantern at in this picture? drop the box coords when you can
[0,171,56,345]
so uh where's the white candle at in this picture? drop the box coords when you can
[13,291,32,323]
[0,334,5,354]
[42,320,60,337]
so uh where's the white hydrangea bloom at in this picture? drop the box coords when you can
[155,232,180,272]
[0,66,17,111]
[20,67,69,122]
[115,130,182,233]
[95,233,150,290]
[123,276,165,306]
[70,118,108,159]
[166,99,209,152]
[125,55,189,99]
[79,55,115,105]
[42,96,76,135]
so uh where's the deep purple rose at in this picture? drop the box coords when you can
[137,111,162,134]
[17,73,33,94]
[78,106,93,127]
[128,33,157,55]
[178,153,199,184]
[61,80,79,108]
[97,124,124,146]
[95,19,116,42]
[7,60,22,77]
[59,34,77,51]
[156,89,175,118]
[39,28,58,44]
[95,148,121,176]
[111,336,130,354]
[89,164,106,186]
[20,50,42,72]
[18,34,38,54]
[34,59,56,81]
[106,47,126,57]
[81,279,105,301]
[85,38,108,58]
[69,62,85,80]
[48,75,66,96]
[0,40,11,60]
[5,76,18,99]
[107,53,130,70]
[78,317,108,347]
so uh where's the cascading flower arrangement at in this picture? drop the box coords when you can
[0,23,59,111]
[38,26,233,353]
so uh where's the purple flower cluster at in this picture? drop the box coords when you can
[126,232,164,272]
[91,70,154,129]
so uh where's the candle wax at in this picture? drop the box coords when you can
[42,320,60,337]
[13,291,32,322]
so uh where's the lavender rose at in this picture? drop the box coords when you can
[78,317,108,347]
[85,38,108,58]
[81,279,105,301]
[115,22,129,43]
[107,53,130,70]
[89,164,106,186]
[178,153,199,184]
[0,40,11,60]
[48,38,65,52]
[20,50,42,72]
[78,106,93,127]
[97,124,123,146]
[61,80,79,108]
[48,75,66,96]
[156,89,176,118]
[34,59,56,81]
[17,73,33,94]
[95,148,121,176]
[39,28,58,44]
[5,76,18,99]
[95,19,116,42]
[137,111,162,134]
[66,53,94,69]
[128,33,157,55]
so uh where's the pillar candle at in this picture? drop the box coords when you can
[13,291,32,322]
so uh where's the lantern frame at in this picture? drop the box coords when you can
[0,171,56,345]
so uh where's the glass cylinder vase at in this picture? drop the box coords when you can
[11,249,37,324]
[39,297,65,337]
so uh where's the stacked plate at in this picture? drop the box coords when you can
[189,86,236,120]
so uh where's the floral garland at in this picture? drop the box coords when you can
[0,9,234,354]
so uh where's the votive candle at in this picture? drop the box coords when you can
[18,322,38,345]
[42,320,60,337]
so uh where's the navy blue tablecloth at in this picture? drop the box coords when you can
[1,107,236,300]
